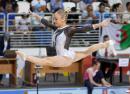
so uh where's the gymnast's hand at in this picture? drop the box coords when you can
[100,18,111,27]
[93,18,111,29]
[28,10,42,20]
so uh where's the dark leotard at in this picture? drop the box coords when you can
[41,18,93,59]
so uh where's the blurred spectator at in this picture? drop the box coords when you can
[67,7,79,25]
[108,0,122,7]
[94,3,110,21]
[0,33,10,86]
[1,0,18,11]
[14,2,19,13]
[5,4,16,32]
[97,0,109,7]
[0,33,10,56]
[31,0,47,13]
[123,2,130,23]
[16,14,31,32]
[111,3,123,13]
[0,5,4,14]
[84,58,111,94]
[111,3,124,23]
[82,4,97,24]
[77,0,87,12]
[0,5,4,31]
[96,35,117,82]
[31,0,47,31]
[126,2,130,12]
[5,4,13,13]
[50,0,64,12]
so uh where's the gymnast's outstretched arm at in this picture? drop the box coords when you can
[68,19,111,36]
[29,11,57,30]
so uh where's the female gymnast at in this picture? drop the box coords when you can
[16,9,113,67]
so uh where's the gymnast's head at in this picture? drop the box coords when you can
[53,8,68,28]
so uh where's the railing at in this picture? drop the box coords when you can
[10,31,52,48]
[70,29,99,47]
[7,13,53,32]
[5,12,130,48]
[5,13,101,48]
[0,12,129,48]
[9,29,99,48]
[0,13,5,32]
[7,13,53,48]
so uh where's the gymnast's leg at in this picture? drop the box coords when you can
[74,40,112,62]
[16,40,113,67]
[16,51,73,67]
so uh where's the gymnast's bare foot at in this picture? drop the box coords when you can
[100,18,111,27]
[16,51,27,61]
